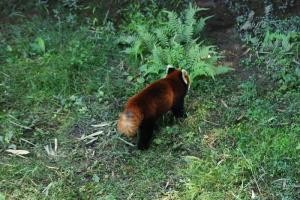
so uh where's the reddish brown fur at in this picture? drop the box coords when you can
[117,69,189,149]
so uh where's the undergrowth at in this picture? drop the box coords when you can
[119,4,232,83]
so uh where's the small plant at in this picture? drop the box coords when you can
[239,14,300,90]
[121,4,232,82]
[30,37,46,55]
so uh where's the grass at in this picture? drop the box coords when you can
[1,3,300,200]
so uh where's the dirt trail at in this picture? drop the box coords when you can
[210,28,243,68]
[209,27,269,89]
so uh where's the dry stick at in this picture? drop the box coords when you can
[20,138,36,147]
[8,153,28,159]
[86,137,98,145]
[1,71,9,77]
[242,48,251,56]
[8,119,31,130]
[117,137,135,147]
[54,138,58,152]
[293,59,300,65]
[221,99,229,108]
[203,119,220,126]
[127,193,134,200]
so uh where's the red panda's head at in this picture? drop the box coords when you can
[166,65,191,89]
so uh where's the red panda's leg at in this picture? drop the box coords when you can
[172,97,186,118]
[137,119,155,150]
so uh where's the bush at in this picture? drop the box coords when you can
[120,4,232,83]
[240,16,300,90]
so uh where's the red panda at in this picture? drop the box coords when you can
[117,66,190,150]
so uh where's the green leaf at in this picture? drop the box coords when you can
[213,66,234,75]
[6,45,12,52]
[0,193,5,200]
[92,174,100,183]
[137,77,145,84]
[127,76,133,81]
[30,37,45,54]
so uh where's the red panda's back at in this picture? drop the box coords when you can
[127,79,174,119]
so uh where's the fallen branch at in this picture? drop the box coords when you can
[117,137,135,147]
[8,119,31,130]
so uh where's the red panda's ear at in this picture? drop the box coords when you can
[181,69,190,89]
[166,65,175,74]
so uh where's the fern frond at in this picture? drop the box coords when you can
[116,35,136,45]
[151,45,164,67]
[195,16,213,35]
[154,28,169,47]
[213,66,234,75]
[182,24,194,44]
[190,61,207,80]
[124,40,143,60]
[165,11,182,35]
[198,45,215,59]
[184,3,199,28]
[137,25,157,51]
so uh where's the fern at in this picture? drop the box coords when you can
[124,40,143,60]
[154,29,169,47]
[123,4,232,83]
[195,16,212,35]
[185,4,199,27]
[165,11,181,35]
[137,26,157,51]
[182,4,199,43]
[151,45,164,68]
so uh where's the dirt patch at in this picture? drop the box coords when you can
[210,28,244,68]
[206,27,256,82]
[207,26,272,90]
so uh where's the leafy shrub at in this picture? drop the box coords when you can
[240,15,300,90]
[120,4,232,82]
[260,31,300,89]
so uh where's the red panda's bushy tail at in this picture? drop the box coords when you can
[117,107,143,137]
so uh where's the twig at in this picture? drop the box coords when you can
[54,138,58,152]
[46,165,59,170]
[293,59,300,65]
[203,119,220,126]
[7,115,32,130]
[221,99,229,108]
[272,178,289,184]
[91,122,111,128]
[127,193,134,200]
[86,137,98,145]
[80,131,104,140]
[0,71,9,77]
[242,48,251,56]
[8,153,28,159]
[8,119,31,130]
[293,185,300,188]
[117,137,135,147]
[20,138,36,147]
